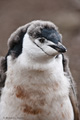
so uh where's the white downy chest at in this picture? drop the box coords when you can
[0,55,74,120]
[0,69,74,120]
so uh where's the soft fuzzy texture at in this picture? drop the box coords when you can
[0,57,6,96]
[62,55,80,120]
[0,20,79,120]
[0,54,74,120]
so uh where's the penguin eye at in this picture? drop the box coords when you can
[38,38,45,43]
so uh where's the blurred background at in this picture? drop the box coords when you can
[0,0,80,109]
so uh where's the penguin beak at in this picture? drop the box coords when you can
[49,42,67,53]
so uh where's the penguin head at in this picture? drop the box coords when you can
[27,20,66,56]
[6,20,67,65]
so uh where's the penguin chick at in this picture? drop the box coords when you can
[0,20,79,120]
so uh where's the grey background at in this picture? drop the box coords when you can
[0,0,80,109]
